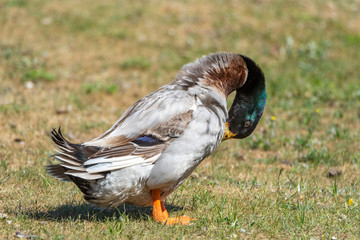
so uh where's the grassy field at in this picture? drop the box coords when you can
[1,0,360,239]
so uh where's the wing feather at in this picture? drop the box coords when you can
[65,171,104,180]
[48,97,195,181]
[86,154,161,173]
[54,155,82,166]
[84,155,141,166]
[83,140,166,174]
[86,88,196,146]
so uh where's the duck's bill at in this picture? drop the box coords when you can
[222,122,237,141]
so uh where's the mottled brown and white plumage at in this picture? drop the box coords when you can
[47,52,255,208]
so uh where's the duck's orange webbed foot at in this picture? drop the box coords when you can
[151,189,196,225]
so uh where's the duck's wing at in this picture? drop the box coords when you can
[48,89,196,181]
[81,109,193,176]
[86,88,197,146]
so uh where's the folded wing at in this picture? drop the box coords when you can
[47,93,195,182]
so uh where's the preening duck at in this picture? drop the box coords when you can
[47,52,266,225]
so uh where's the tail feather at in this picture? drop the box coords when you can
[47,127,104,182]
[46,164,71,182]
[51,127,97,162]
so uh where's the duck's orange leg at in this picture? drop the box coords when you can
[151,189,195,225]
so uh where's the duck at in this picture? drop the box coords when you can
[47,52,266,225]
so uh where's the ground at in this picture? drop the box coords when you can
[0,0,359,239]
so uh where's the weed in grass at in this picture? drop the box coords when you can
[82,81,119,95]
[105,29,129,40]
[79,121,109,133]
[331,177,338,197]
[1,44,54,83]
[245,116,276,150]
[6,0,28,7]
[120,57,151,70]
[299,147,336,166]
[351,152,360,164]
[105,217,124,237]
[191,190,214,207]
[1,160,8,171]
[341,33,360,46]
[333,110,343,119]
[68,92,86,110]
[22,69,55,83]
[302,110,320,131]
[330,124,350,140]
[293,133,312,151]
[52,236,65,240]
[0,103,29,114]
[294,202,306,228]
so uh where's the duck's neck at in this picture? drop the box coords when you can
[172,53,249,97]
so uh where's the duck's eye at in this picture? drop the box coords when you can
[244,120,251,128]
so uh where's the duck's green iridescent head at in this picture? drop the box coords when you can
[224,55,266,139]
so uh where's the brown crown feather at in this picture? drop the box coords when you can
[173,53,248,96]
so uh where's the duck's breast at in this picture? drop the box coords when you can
[147,90,227,193]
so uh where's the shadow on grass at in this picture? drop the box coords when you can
[18,203,183,222]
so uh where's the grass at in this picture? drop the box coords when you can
[1,0,360,239]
